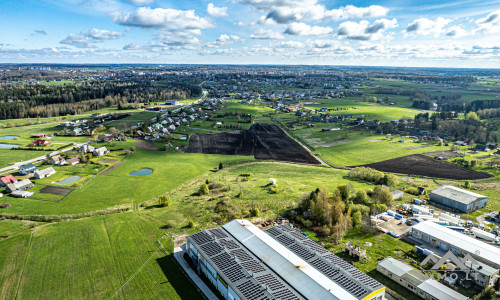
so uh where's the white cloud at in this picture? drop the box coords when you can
[475,10,500,34]
[446,26,468,38]
[82,29,122,40]
[212,34,245,46]
[276,41,304,48]
[123,42,141,50]
[111,7,212,30]
[284,22,333,36]
[60,34,96,48]
[404,17,451,37]
[124,0,154,5]
[207,3,228,17]
[338,18,397,40]
[250,28,284,39]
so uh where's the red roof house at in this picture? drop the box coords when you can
[0,174,17,187]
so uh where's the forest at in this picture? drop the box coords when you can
[0,81,202,119]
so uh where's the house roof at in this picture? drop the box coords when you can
[68,157,80,163]
[430,185,487,205]
[417,279,468,300]
[1,175,17,185]
[7,179,34,191]
[412,221,500,267]
[35,167,55,176]
[20,163,36,170]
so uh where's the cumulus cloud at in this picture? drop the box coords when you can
[250,28,284,39]
[124,0,154,4]
[446,26,468,38]
[123,42,142,50]
[338,18,397,40]
[284,22,333,36]
[404,17,451,36]
[207,3,228,17]
[276,41,304,48]
[476,10,500,34]
[241,0,388,24]
[82,29,122,40]
[60,34,96,48]
[111,7,212,30]
[34,30,47,36]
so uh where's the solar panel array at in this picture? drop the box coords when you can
[265,225,384,300]
[188,226,305,300]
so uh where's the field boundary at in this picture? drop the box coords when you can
[14,230,33,300]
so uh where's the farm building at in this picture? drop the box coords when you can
[32,133,47,138]
[411,221,500,270]
[10,190,34,198]
[50,155,67,165]
[0,175,17,187]
[377,257,467,300]
[34,167,56,179]
[6,179,34,193]
[165,100,179,105]
[186,219,385,300]
[19,163,37,175]
[391,190,404,200]
[93,147,109,157]
[430,185,488,213]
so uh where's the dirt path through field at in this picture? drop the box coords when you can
[100,161,124,175]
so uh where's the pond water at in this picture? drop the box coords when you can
[0,136,19,139]
[129,168,153,176]
[55,176,81,185]
[0,144,20,149]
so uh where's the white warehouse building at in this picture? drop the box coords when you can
[411,220,500,269]
[186,219,386,300]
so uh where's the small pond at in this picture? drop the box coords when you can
[129,168,153,176]
[55,176,81,185]
[0,144,20,149]
[0,136,19,139]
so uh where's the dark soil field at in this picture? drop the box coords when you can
[186,123,320,164]
[39,186,73,196]
[360,154,491,180]
[133,140,160,150]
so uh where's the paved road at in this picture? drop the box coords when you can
[0,142,88,175]
[173,246,218,300]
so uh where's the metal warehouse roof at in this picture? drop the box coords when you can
[417,279,468,300]
[430,185,487,205]
[223,219,358,300]
[412,221,500,267]
[265,225,384,299]
[378,257,413,277]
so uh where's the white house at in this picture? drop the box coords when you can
[34,167,56,179]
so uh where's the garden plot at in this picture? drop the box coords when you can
[39,186,73,196]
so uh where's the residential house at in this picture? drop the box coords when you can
[29,139,51,147]
[19,163,37,175]
[78,144,95,154]
[68,157,80,166]
[32,133,47,138]
[6,179,34,193]
[93,147,109,157]
[11,190,34,198]
[49,155,67,165]
[0,175,17,187]
[34,167,56,179]
[475,144,491,152]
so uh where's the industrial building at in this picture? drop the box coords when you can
[411,221,500,270]
[186,219,386,300]
[430,185,488,213]
[377,257,467,300]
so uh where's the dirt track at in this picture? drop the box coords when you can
[186,123,320,164]
[360,154,491,180]
[100,161,124,175]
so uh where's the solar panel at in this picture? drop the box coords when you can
[266,227,283,237]
[190,231,212,245]
[224,267,246,283]
[289,243,314,260]
[209,228,228,239]
[302,239,329,254]
[219,239,239,250]
[230,248,252,262]
[255,273,285,291]
[241,259,266,273]
[237,280,266,299]
[309,257,339,278]
[212,252,237,270]
[289,230,308,240]
[276,234,294,246]
[200,241,223,257]
[272,288,301,300]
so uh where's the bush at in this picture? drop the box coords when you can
[188,220,195,228]
[236,191,243,198]
[240,173,253,177]
[249,207,260,217]
[464,180,471,189]
[199,183,209,195]
[338,184,354,201]
[405,187,420,195]
[208,182,225,190]
[158,195,172,207]
[349,167,385,183]
[373,187,393,205]
[268,185,279,194]
[165,220,176,228]
[352,211,362,226]
[218,162,223,170]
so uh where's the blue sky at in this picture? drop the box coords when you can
[2,0,500,67]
